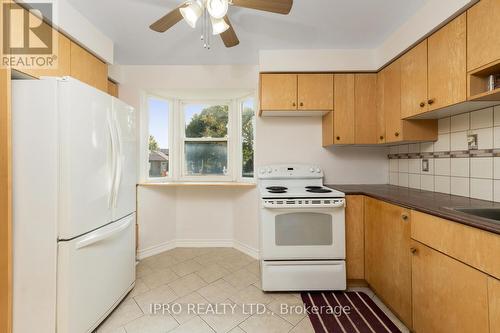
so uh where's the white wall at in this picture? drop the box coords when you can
[259,0,477,72]
[116,64,388,258]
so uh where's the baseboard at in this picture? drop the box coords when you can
[137,239,259,260]
[137,240,176,260]
[175,239,234,248]
[233,240,259,259]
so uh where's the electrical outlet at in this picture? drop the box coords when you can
[468,134,478,150]
[422,159,429,172]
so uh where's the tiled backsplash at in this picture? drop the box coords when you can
[388,105,500,202]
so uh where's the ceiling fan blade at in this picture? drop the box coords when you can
[220,16,239,48]
[150,4,186,32]
[231,0,293,14]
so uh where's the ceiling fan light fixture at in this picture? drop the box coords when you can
[211,17,229,35]
[180,0,204,28]
[206,0,229,19]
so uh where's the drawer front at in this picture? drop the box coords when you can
[57,215,136,333]
[411,210,500,279]
[261,261,346,291]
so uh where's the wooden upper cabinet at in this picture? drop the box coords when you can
[380,60,403,143]
[376,70,386,143]
[70,41,108,92]
[297,74,333,110]
[260,73,297,111]
[364,198,412,327]
[401,40,428,118]
[411,241,489,333]
[0,67,12,333]
[322,111,334,147]
[428,13,467,111]
[354,74,378,144]
[467,0,500,72]
[107,80,119,98]
[333,74,355,144]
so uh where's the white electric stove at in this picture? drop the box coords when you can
[258,164,346,291]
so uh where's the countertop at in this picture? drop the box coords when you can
[325,184,500,235]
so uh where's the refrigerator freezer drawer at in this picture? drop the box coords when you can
[261,260,346,291]
[57,214,136,333]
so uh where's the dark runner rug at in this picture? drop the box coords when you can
[301,291,402,333]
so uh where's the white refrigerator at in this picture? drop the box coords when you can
[12,77,137,333]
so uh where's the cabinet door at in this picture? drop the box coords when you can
[467,0,500,72]
[381,59,403,143]
[411,241,489,333]
[333,74,355,144]
[345,195,364,280]
[489,277,500,333]
[70,42,108,92]
[401,40,428,118]
[428,13,466,111]
[260,74,297,110]
[322,111,334,147]
[365,198,412,327]
[376,71,386,143]
[297,74,333,110]
[354,74,378,144]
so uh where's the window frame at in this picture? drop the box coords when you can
[141,93,174,183]
[140,93,256,184]
[179,99,234,182]
[237,94,257,183]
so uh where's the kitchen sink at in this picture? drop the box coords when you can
[451,208,500,221]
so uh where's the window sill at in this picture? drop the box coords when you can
[138,182,257,188]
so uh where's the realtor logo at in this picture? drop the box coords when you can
[1,1,58,69]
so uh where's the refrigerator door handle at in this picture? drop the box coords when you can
[107,111,117,209]
[112,110,122,208]
[75,215,133,249]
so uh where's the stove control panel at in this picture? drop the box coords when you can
[258,164,324,179]
[262,198,345,209]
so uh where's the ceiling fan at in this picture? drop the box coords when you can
[149,0,293,49]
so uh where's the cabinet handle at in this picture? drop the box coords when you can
[395,132,400,137]
[401,213,409,222]
[299,102,304,107]
[292,102,296,107]
[419,102,425,107]
[379,135,384,140]
[336,136,341,141]
[427,99,435,105]
[410,247,418,255]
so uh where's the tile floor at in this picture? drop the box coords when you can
[95,248,409,333]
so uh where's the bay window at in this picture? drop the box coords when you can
[142,94,255,183]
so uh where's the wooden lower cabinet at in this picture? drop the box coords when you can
[411,240,490,333]
[345,195,364,280]
[489,277,500,333]
[364,197,412,327]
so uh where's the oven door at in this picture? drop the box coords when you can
[261,206,345,260]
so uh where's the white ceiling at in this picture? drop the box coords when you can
[66,0,427,65]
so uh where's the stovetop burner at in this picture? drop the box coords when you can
[306,187,333,193]
[268,190,287,194]
[266,186,288,191]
